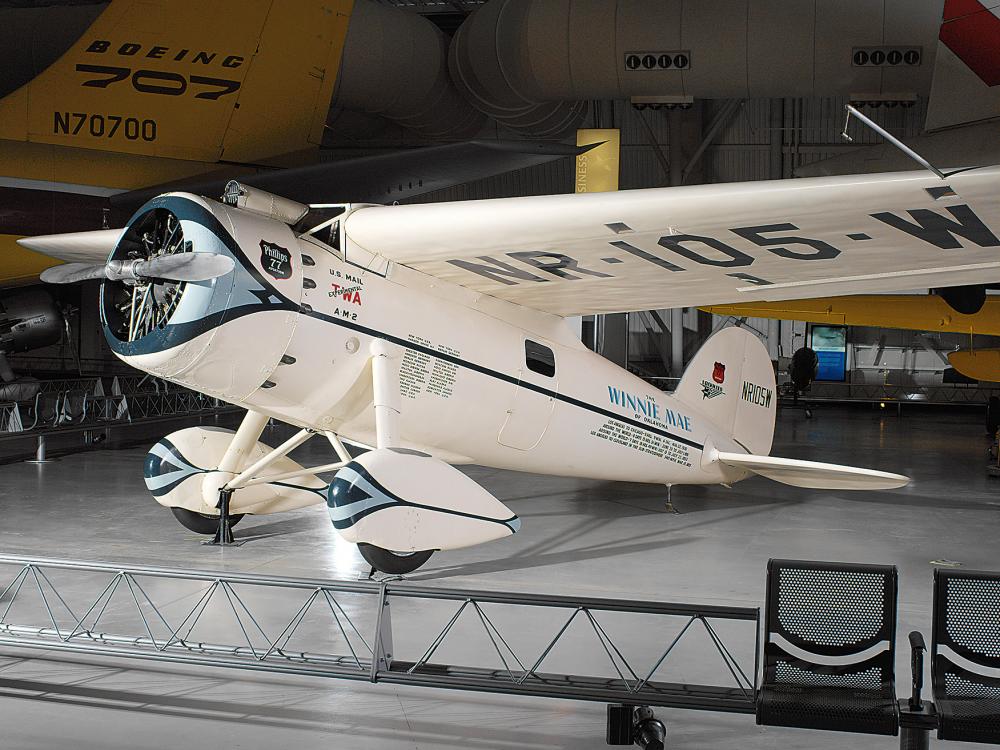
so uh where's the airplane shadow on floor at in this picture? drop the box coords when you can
[408,495,796,581]
[0,666,589,749]
[485,478,797,516]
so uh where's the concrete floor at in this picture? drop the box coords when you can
[0,405,996,748]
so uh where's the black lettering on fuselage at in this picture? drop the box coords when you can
[871,204,1000,249]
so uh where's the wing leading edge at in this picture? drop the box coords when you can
[343,166,1000,317]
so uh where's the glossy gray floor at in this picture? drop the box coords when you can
[0,406,996,749]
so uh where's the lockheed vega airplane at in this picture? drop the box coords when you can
[21,163,1000,572]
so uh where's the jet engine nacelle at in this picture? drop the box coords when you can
[327,449,520,552]
[0,289,63,355]
[100,192,303,403]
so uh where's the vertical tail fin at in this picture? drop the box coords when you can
[0,0,354,164]
[673,326,777,456]
[926,0,1000,131]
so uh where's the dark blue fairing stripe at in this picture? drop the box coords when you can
[148,472,203,499]
[270,481,327,500]
[328,461,520,531]
[307,309,705,451]
[144,436,209,498]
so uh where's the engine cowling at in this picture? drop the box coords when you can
[328,448,520,552]
[100,192,303,402]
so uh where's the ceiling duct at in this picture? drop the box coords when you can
[450,0,942,127]
[330,0,485,140]
[449,0,587,137]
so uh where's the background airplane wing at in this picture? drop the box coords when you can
[344,166,1000,316]
[113,141,593,210]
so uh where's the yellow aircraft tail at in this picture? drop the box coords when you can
[0,0,354,166]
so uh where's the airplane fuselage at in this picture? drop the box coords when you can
[113,193,745,488]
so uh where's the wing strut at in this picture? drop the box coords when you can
[842,104,946,179]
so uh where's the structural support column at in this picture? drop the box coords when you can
[598,313,629,368]
[668,108,683,187]
[670,308,684,377]
[767,319,781,360]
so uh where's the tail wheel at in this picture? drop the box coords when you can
[171,507,244,535]
[357,543,433,574]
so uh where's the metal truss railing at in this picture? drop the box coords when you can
[0,555,759,713]
[0,389,232,436]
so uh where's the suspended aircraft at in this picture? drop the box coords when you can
[703,294,1000,382]
[0,0,582,285]
[21,161,1000,572]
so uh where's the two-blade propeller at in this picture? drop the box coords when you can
[40,253,235,285]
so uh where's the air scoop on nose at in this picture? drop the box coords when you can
[39,253,235,285]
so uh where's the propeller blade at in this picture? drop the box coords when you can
[42,253,234,284]
[115,253,235,282]
[39,263,108,284]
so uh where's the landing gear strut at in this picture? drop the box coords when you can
[205,487,245,547]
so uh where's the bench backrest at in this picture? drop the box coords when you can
[932,568,1000,670]
[764,559,897,686]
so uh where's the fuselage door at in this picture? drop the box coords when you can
[498,339,558,451]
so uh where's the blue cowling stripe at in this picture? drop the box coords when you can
[143,435,328,500]
[327,461,519,533]
[144,436,207,497]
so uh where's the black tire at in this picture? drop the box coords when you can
[171,507,244,535]
[358,543,433,575]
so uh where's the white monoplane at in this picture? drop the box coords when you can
[24,166,1000,572]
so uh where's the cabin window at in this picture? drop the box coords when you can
[525,340,555,377]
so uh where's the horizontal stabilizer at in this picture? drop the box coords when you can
[947,348,1000,382]
[715,451,910,490]
[18,229,122,263]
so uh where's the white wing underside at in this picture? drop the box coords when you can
[344,166,1000,317]
[716,451,910,490]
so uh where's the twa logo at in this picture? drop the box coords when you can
[712,362,726,384]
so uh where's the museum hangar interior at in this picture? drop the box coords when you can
[0,0,998,748]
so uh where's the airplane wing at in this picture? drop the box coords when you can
[343,166,1000,316]
[714,452,909,490]
[112,141,592,210]
[701,295,1000,334]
